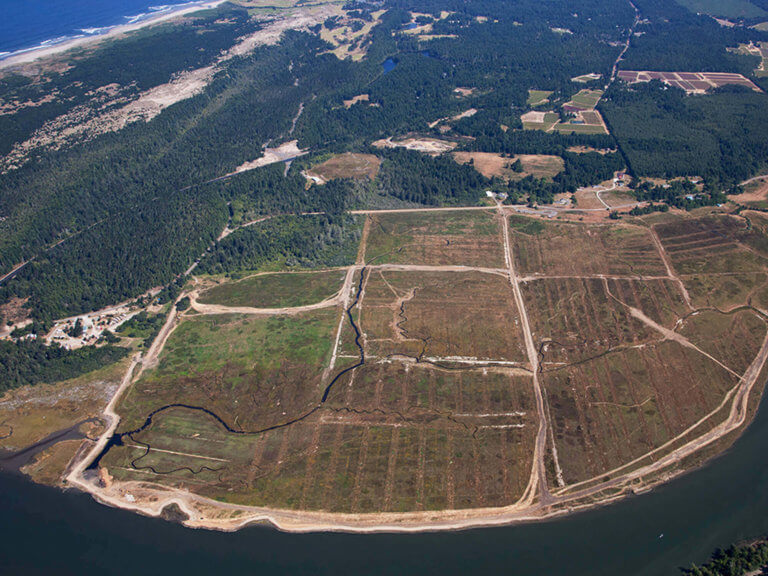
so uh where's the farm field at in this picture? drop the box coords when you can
[617,70,761,93]
[565,89,603,110]
[522,89,608,134]
[363,209,505,267]
[521,110,560,131]
[509,217,668,276]
[197,269,346,308]
[88,208,768,526]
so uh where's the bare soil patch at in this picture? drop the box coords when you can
[372,136,457,155]
[343,94,369,108]
[233,140,307,173]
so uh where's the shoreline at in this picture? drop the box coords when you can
[59,329,768,534]
[0,0,229,71]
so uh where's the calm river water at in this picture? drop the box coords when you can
[2,389,768,575]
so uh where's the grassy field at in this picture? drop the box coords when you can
[567,89,604,110]
[320,9,385,60]
[542,340,740,484]
[360,270,529,362]
[198,270,346,308]
[553,123,607,135]
[522,111,560,131]
[305,153,381,183]
[116,309,339,432]
[364,210,505,267]
[509,218,668,276]
[99,210,768,515]
[656,214,768,270]
[453,152,564,181]
[527,90,553,106]
[0,353,131,451]
[522,277,687,365]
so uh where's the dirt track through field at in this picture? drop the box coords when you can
[62,203,768,533]
[501,209,552,505]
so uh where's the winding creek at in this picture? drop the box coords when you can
[88,267,369,473]
[2,385,768,573]
[3,267,768,572]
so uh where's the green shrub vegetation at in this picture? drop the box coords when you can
[683,539,768,575]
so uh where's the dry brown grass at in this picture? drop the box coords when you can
[453,152,563,181]
[21,439,83,485]
[510,218,667,276]
[364,210,505,268]
[305,153,381,184]
[343,94,369,108]
[360,269,529,363]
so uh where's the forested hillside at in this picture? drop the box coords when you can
[1,0,768,329]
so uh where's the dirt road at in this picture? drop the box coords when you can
[61,202,768,533]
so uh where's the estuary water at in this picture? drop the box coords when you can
[0,0,213,58]
[1,388,768,575]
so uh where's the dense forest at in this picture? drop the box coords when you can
[622,0,765,74]
[0,0,767,333]
[683,539,768,576]
[601,82,768,185]
[0,340,128,392]
[198,214,363,275]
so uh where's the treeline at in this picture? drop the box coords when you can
[0,340,128,392]
[0,187,227,325]
[116,311,166,349]
[600,82,768,186]
[374,147,489,205]
[501,152,625,205]
[197,214,363,275]
[632,179,727,209]
[683,540,768,576]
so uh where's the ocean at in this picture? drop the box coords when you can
[0,0,215,60]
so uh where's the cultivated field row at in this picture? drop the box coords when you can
[64,207,768,531]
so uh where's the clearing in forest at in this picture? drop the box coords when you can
[617,70,761,93]
[527,90,553,106]
[453,152,564,181]
[304,153,381,184]
[372,136,457,155]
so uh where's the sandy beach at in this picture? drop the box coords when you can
[0,0,229,71]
